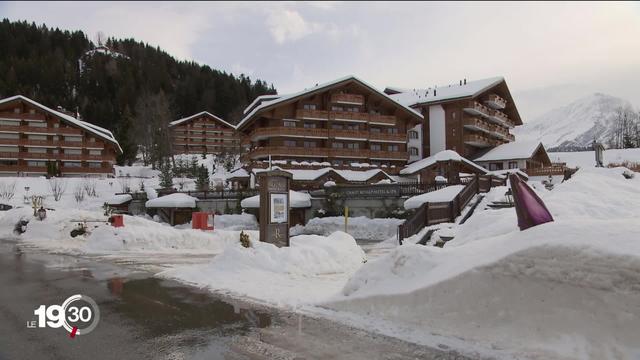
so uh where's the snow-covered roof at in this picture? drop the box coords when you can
[400,150,488,175]
[486,168,529,180]
[242,94,282,115]
[169,111,234,129]
[333,168,390,182]
[145,193,198,208]
[240,190,311,208]
[387,77,504,107]
[252,166,391,183]
[474,141,545,162]
[236,75,423,131]
[227,167,250,179]
[404,185,466,210]
[106,194,132,205]
[0,95,122,153]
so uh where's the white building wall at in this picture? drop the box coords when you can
[407,123,422,163]
[429,105,446,156]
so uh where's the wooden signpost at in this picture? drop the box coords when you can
[258,169,292,247]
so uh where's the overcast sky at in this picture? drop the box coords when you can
[2,1,639,119]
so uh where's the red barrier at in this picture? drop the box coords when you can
[111,215,124,227]
[192,212,214,230]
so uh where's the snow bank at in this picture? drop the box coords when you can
[145,193,197,208]
[213,213,258,231]
[403,185,465,210]
[106,194,132,205]
[326,167,640,359]
[295,216,404,240]
[161,231,366,307]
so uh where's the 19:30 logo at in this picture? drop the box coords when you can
[28,294,100,338]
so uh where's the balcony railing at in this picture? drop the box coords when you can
[0,139,102,148]
[329,111,369,122]
[329,129,368,139]
[0,125,83,135]
[0,152,109,161]
[369,151,408,160]
[330,93,365,105]
[488,109,512,127]
[248,146,328,159]
[369,114,396,126]
[463,134,496,148]
[369,132,406,142]
[0,113,47,121]
[484,94,507,109]
[296,109,329,120]
[0,165,47,173]
[463,101,493,119]
[250,127,329,141]
[328,148,370,158]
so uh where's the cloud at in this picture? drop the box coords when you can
[266,8,323,44]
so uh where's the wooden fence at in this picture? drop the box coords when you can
[327,182,448,199]
[398,175,505,244]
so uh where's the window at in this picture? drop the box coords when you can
[387,128,398,134]
[346,143,359,150]
[283,120,296,128]
[370,127,381,134]
[64,136,82,142]
[0,160,17,166]
[332,142,343,149]
[28,134,47,141]
[27,161,46,167]
[489,162,503,171]
[303,141,316,148]
[284,140,297,147]
[88,162,102,168]
[303,122,316,129]
[303,104,317,110]
[89,149,102,156]
[409,147,419,156]
[509,161,518,169]
[333,160,343,166]
[371,144,381,151]
[0,146,18,152]
[331,124,343,130]
[28,122,47,128]
[63,162,82,168]
[0,132,19,139]
[27,147,47,153]
[346,107,359,112]
[331,106,343,112]
[88,137,96,142]
[388,144,399,152]
[64,149,82,155]
[345,124,358,130]
[408,131,419,139]
[0,120,20,126]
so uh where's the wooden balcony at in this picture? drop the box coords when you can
[488,109,512,127]
[0,152,107,161]
[463,101,493,118]
[0,113,47,121]
[463,117,493,133]
[61,166,114,174]
[329,148,370,159]
[369,114,396,126]
[368,132,406,142]
[329,111,369,122]
[369,150,408,160]
[296,109,329,120]
[329,129,368,140]
[248,146,328,159]
[463,134,496,148]
[0,139,100,148]
[0,165,47,173]
[330,93,364,105]
[250,127,329,141]
[0,125,83,135]
[484,94,507,109]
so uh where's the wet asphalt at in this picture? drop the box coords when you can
[0,240,472,360]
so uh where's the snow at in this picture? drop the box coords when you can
[514,93,635,149]
[293,216,404,240]
[325,167,640,359]
[106,194,132,205]
[387,77,504,107]
[213,213,258,231]
[114,165,159,178]
[253,166,391,183]
[400,150,487,175]
[160,231,366,307]
[548,148,640,168]
[486,168,529,180]
[323,181,336,187]
[236,75,423,131]
[474,141,545,162]
[333,168,390,182]
[168,111,234,129]
[240,190,311,208]
[145,193,197,208]
[403,185,465,210]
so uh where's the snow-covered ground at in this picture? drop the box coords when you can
[290,216,404,240]
[323,167,640,359]
[549,148,640,168]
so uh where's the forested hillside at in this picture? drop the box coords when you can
[0,19,276,164]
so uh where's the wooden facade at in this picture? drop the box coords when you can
[0,96,120,177]
[237,77,423,169]
[169,112,240,155]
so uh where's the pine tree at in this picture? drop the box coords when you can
[195,165,209,191]
[159,159,173,188]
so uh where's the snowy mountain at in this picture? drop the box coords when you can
[514,93,634,150]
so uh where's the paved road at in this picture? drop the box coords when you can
[0,240,470,360]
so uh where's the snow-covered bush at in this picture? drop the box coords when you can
[0,181,16,201]
[48,178,66,201]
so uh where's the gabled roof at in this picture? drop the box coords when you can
[400,150,488,175]
[242,94,282,115]
[169,111,234,129]
[387,77,504,107]
[236,75,424,131]
[252,166,392,182]
[0,95,122,153]
[473,141,547,162]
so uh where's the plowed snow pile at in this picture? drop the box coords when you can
[326,167,640,359]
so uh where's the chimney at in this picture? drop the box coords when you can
[464,78,467,85]
[459,80,462,86]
